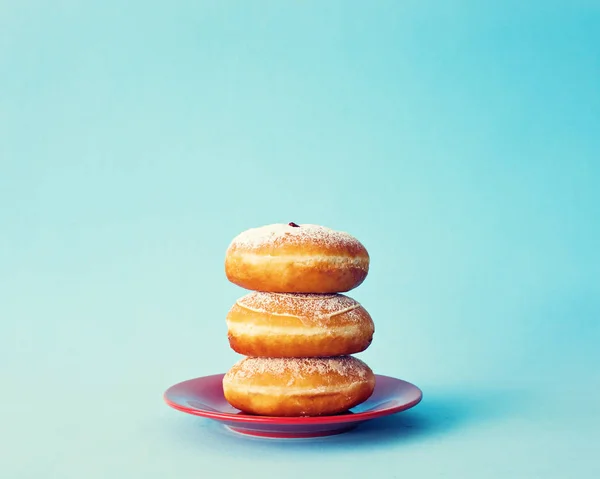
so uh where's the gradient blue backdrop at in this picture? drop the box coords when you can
[2,1,599,478]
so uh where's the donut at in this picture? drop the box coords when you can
[222,356,376,416]
[226,292,375,357]
[224,223,369,293]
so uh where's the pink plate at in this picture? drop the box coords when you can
[163,374,423,438]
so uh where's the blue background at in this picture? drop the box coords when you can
[2,1,599,477]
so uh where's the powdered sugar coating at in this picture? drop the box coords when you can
[228,223,367,252]
[235,292,365,324]
[227,356,371,382]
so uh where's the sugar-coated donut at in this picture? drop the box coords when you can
[226,292,375,357]
[224,223,369,293]
[222,356,376,416]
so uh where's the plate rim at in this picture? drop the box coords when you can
[163,373,423,425]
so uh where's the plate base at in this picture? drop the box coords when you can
[224,423,359,439]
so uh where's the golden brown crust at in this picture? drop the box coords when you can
[222,356,376,416]
[224,223,369,293]
[226,292,375,357]
[225,254,368,293]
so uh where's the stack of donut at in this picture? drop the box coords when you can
[222,222,376,417]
